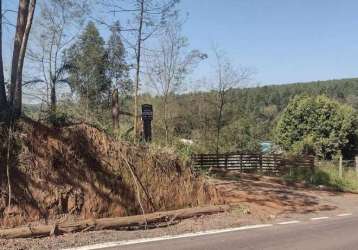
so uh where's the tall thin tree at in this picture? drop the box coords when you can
[212,47,249,154]
[9,0,37,117]
[101,0,179,141]
[146,18,206,144]
[0,0,7,112]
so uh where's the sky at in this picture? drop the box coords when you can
[2,0,358,88]
[178,0,358,85]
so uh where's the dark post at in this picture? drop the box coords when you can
[141,104,153,142]
[310,156,315,174]
[201,154,204,169]
[225,154,228,169]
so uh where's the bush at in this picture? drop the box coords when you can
[275,95,358,159]
[47,111,70,127]
[291,135,316,156]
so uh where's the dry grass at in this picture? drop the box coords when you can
[0,118,221,228]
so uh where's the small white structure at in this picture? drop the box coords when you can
[179,138,194,145]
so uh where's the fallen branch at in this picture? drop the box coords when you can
[0,205,229,239]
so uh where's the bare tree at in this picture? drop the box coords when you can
[27,0,88,113]
[0,0,7,112]
[212,47,250,154]
[146,19,206,144]
[100,0,179,142]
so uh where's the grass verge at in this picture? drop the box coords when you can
[283,162,358,192]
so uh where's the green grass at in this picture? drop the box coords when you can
[283,162,358,192]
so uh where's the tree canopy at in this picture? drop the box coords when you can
[66,21,111,108]
[275,95,358,159]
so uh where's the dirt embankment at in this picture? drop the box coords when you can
[0,118,221,228]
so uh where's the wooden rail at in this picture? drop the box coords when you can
[191,153,315,173]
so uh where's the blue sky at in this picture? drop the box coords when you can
[179,0,358,85]
[3,0,358,87]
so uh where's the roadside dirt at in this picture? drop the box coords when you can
[2,173,358,250]
[213,172,340,219]
[0,118,220,229]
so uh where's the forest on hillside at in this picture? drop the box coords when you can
[25,77,358,155]
[138,78,358,153]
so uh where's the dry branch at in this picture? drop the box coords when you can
[0,205,229,239]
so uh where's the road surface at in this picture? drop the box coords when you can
[71,213,358,250]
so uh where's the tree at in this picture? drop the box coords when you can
[0,0,6,112]
[66,21,111,112]
[27,0,88,113]
[107,21,132,129]
[146,18,206,144]
[211,48,249,154]
[8,0,37,118]
[107,21,131,93]
[101,0,179,141]
[275,95,358,159]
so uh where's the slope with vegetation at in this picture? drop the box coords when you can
[0,118,220,228]
[140,78,358,153]
[23,77,358,156]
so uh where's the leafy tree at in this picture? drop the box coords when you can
[275,95,358,159]
[66,22,111,111]
[107,21,132,97]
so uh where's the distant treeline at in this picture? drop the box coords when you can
[142,78,358,153]
[25,78,358,153]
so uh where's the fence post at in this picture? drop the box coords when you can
[339,156,343,178]
[259,154,263,174]
[225,154,228,170]
[240,154,243,173]
[200,154,204,170]
[355,156,358,177]
[216,153,219,169]
[310,156,315,174]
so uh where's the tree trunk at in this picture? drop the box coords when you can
[13,0,36,117]
[0,0,7,111]
[0,205,229,239]
[10,0,29,109]
[133,0,144,142]
[163,95,169,145]
[112,88,119,129]
[50,82,56,113]
[216,94,225,155]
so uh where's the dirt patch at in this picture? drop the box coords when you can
[213,172,341,220]
[1,172,358,249]
[0,118,221,228]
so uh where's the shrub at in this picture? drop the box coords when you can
[275,95,358,159]
[47,111,70,127]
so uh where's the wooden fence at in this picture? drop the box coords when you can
[191,153,315,174]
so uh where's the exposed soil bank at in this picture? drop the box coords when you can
[0,118,221,228]
[2,173,358,250]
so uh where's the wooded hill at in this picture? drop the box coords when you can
[141,78,358,153]
[24,77,358,153]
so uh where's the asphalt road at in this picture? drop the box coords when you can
[96,215,358,250]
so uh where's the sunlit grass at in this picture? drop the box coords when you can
[284,161,358,192]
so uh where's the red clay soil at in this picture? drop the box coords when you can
[213,172,338,220]
[0,118,221,228]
